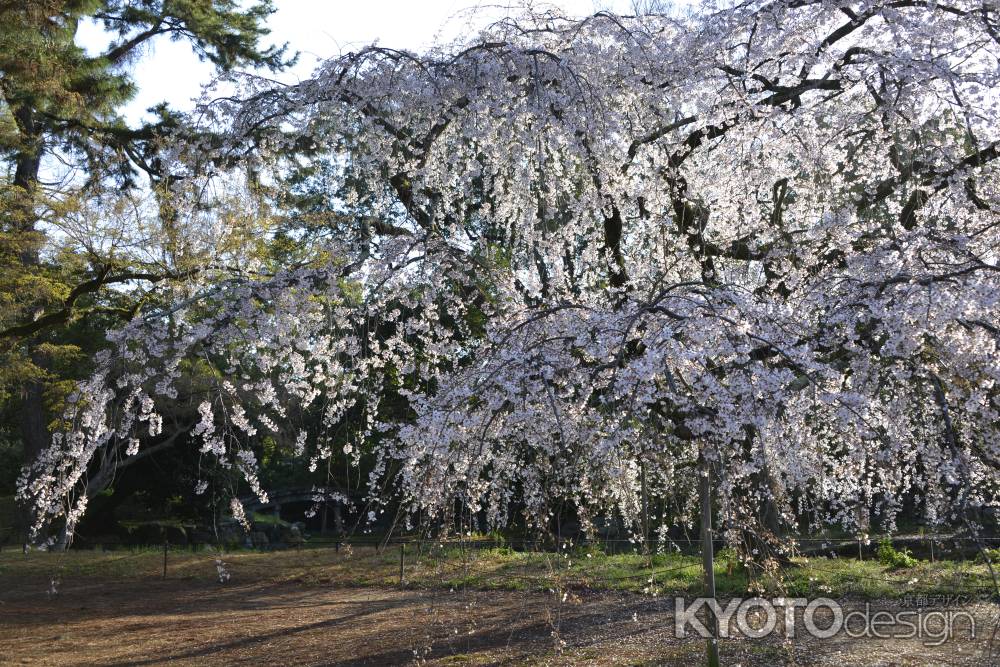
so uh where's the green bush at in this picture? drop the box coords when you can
[976,547,1000,563]
[877,538,918,569]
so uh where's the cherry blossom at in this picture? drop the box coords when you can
[19,1,1000,548]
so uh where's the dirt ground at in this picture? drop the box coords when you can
[0,575,997,666]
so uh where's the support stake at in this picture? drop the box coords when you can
[700,454,721,667]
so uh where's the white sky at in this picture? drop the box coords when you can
[76,0,649,125]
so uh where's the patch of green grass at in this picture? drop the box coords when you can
[1,543,995,601]
[777,554,997,599]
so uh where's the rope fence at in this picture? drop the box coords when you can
[6,531,997,604]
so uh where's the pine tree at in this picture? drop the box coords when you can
[0,0,292,536]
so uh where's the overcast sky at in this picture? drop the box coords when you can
[76,1,653,125]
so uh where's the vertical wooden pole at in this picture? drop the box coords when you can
[162,541,168,580]
[700,454,721,667]
[641,462,650,547]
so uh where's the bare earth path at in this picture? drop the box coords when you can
[1,575,998,666]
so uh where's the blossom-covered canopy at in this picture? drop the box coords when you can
[21,0,1000,543]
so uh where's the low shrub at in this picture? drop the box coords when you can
[877,538,918,569]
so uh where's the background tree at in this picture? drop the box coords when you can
[0,0,292,538]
